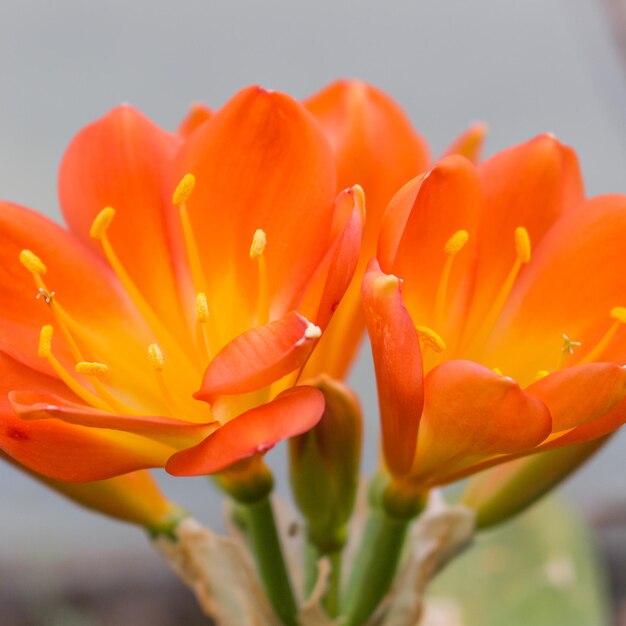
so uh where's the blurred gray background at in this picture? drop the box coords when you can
[0,0,625,608]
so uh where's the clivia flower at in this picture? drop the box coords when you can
[363,135,626,495]
[0,86,363,482]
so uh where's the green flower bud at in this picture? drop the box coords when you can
[289,376,362,553]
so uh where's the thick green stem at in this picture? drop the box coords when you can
[342,510,410,626]
[324,549,342,618]
[242,496,299,626]
[304,543,342,617]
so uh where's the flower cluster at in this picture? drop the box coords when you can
[1,80,625,625]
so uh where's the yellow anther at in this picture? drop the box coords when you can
[19,250,47,275]
[147,343,165,371]
[38,325,53,358]
[514,226,531,263]
[196,292,209,323]
[75,361,109,376]
[610,306,626,324]
[304,323,322,340]
[249,229,267,259]
[444,230,469,256]
[416,325,446,353]
[90,207,116,240]
[172,173,196,206]
[535,370,550,380]
[492,367,503,376]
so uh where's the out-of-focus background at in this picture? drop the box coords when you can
[1,0,625,624]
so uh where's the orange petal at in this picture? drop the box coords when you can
[173,86,336,343]
[305,79,429,261]
[383,156,482,340]
[362,260,423,477]
[58,105,188,336]
[177,103,213,137]
[0,202,157,393]
[313,188,365,330]
[10,390,213,447]
[441,122,487,163]
[490,195,626,380]
[540,395,626,450]
[412,360,551,485]
[525,363,626,432]
[196,311,321,400]
[167,386,324,475]
[0,353,174,481]
[300,188,365,379]
[464,134,585,340]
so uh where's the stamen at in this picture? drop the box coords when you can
[147,343,179,417]
[75,360,137,413]
[472,226,531,349]
[492,367,503,376]
[89,206,115,240]
[195,292,212,363]
[416,325,446,353]
[37,326,113,412]
[21,250,84,363]
[535,370,550,380]
[90,208,199,378]
[435,230,469,326]
[250,229,269,325]
[19,250,46,275]
[249,229,267,259]
[578,307,626,365]
[147,343,165,371]
[172,174,207,296]
[172,174,196,206]
[75,361,109,376]
[559,333,582,368]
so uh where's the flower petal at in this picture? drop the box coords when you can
[173,86,336,345]
[167,386,324,475]
[441,122,487,163]
[362,260,423,477]
[490,195,626,381]
[177,103,213,138]
[196,311,321,400]
[412,360,551,485]
[383,156,482,342]
[10,390,214,447]
[525,363,626,432]
[464,134,585,341]
[0,353,172,481]
[58,105,188,335]
[0,202,161,408]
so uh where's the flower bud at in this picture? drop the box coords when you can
[289,376,362,552]
[461,436,610,529]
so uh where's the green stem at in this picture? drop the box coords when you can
[304,543,342,617]
[324,549,342,618]
[242,495,299,626]
[342,510,410,626]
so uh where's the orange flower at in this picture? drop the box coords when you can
[363,135,626,490]
[0,86,363,481]
[302,80,485,380]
